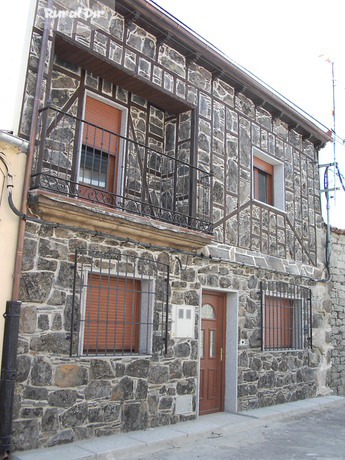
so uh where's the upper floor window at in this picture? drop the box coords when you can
[32,100,213,233]
[253,157,274,206]
[78,95,123,204]
[252,148,285,211]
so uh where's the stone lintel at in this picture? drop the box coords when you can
[28,191,212,251]
[254,257,268,268]
[208,246,230,260]
[265,255,285,272]
[284,263,300,275]
[235,253,255,266]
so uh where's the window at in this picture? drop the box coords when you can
[78,95,122,202]
[202,303,215,319]
[253,157,273,206]
[79,146,108,188]
[71,250,169,357]
[261,281,312,351]
[264,296,293,349]
[252,148,285,210]
[82,275,141,354]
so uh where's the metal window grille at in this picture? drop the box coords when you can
[260,281,312,351]
[70,249,170,357]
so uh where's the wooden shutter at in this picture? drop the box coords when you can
[82,96,121,155]
[83,275,140,353]
[264,296,292,349]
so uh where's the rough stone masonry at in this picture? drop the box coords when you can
[10,0,337,452]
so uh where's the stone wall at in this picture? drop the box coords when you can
[14,222,199,450]
[329,228,345,395]
[12,220,331,450]
[12,0,333,452]
[19,0,325,268]
[238,350,316,410]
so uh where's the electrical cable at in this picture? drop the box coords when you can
[322,166,331,280]
[335,163,345,192]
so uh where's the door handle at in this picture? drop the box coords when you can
[220,347,223,362]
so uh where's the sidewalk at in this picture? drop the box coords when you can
[12,395,344,460]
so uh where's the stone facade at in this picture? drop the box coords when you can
[13,221,331,450]
[11,0,335,452]
[329,228,345,395]
[20,0,325,268]
[15,225,198,451]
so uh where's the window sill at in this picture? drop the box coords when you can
[262,348,305,353]
[28,190,213,250]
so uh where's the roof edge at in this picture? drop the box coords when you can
[117,0,330,146]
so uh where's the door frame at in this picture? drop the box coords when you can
[198,288,238,416]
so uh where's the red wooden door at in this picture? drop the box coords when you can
[199,291,225,415]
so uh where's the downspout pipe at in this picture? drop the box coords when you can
[0,0,53,456]
[0,302,21,456]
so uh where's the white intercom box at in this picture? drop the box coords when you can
[171,305,195,338]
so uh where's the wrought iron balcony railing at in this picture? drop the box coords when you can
[31,107,213,233]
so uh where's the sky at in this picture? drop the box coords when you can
[0,1,36,134]
[153,0,345,229]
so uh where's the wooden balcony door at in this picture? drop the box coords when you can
[79,96,122,204]
[199,291,226,415]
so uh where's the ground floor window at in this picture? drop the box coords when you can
[83,275,141,354]
[70,249,169,357]
[261,281,312,351]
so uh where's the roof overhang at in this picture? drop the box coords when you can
[112,0,330,147]
[54,33,193,115]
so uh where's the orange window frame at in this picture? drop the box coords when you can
[83,275,141,354]
[253,156,274,206]
[264,296,292,349]
[80,96,122,194]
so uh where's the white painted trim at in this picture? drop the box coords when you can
[224,291,238,413]
[252,146,285,211]
[78,90,129,202]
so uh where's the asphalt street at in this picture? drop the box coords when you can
[117,400,345,460]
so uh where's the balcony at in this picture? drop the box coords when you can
[30,107,213,245]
